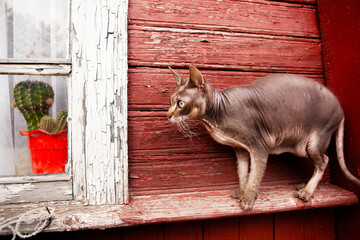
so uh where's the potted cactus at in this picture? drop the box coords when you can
[12,80,68,174]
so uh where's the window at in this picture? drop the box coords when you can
[0,0,129,206]
[0,0,72,205]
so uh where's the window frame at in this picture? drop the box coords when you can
[0,0,73,204]
[0,0,129,206]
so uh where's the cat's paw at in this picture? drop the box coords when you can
[295,188,312,202]
[239,190,257,211]
[231,189,242,199]
[296,183,306,191]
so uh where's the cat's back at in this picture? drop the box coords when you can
[247,74,343,128]
[249,74,322,93]
[223,74,343,131]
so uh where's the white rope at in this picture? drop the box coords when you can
[0,206,52,240]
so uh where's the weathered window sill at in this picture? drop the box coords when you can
[0,182,357,235]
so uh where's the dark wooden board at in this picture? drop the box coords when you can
[164,221,202,240]
[203,217,240,240]
[275,208,335,240]
[239,214,273,240]
[318,0,360,239]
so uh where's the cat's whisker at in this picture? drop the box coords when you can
[182,121,198,138]
[177,122,191,139]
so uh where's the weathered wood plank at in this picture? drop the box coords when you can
[0,63,71,75]
[0,173,71,184]
[129,0,319,38]
[0,179,72,204]
[0,59,71,64]
[273,0,317,5]
[128,68,325,110]
[71,0,129,205]
[129,149,331,195]
[0,183,357,235]
[128,26,323,73]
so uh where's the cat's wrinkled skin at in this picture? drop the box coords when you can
[167,66,360,211]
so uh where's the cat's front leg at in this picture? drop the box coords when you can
[231,148,250,199]
[240,150,268,211]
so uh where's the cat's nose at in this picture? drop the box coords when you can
[167,112,173,120]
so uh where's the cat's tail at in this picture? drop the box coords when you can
[336,117,360,186]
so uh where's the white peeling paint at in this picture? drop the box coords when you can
[71,0,128,205]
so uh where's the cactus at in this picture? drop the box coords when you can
[53,109,68,133]
[39,115,56,133]
[13,80,54,132]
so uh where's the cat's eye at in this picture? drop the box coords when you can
[177,100,185,108]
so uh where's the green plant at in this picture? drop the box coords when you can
[39,115,56,133]
[12,80,54,132]
[53,109,68,133]
[39,110,68,133]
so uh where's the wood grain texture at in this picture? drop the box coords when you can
[70,0,129,205]
[128,68,325,111]
[128,147,332,195]
[128,99,331,196]
[128,26,323,73]
[0,183,357,235]
[0,180,72,204]
[0,63,71,75]
[129,0,319,38]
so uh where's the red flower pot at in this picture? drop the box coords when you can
[20,129,68,174]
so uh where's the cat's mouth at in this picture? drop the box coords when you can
[168,115,186,123]
[169,116,197,139]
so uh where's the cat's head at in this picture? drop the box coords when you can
[167,66,211,123]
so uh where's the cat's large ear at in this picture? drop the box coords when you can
[189,66,205,89]
[169,66,187,87]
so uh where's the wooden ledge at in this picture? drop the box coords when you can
[0,183,358,235]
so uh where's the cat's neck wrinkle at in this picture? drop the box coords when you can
[205,89,230,124]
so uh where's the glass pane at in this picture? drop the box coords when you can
[0,0,69,59]
[0,75,68,176]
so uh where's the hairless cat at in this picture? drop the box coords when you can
[167,66,360,211]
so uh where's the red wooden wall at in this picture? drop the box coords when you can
[127,0,327,197]
[6,0,359,239]
[318,0,360,238]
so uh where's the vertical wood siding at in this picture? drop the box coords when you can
[71,0,128,205]
[318,0,360,239]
